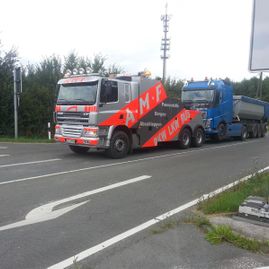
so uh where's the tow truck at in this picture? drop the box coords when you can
[54,69,205,158]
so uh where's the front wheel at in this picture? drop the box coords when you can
[192,128,205,147]
[213,123,227,141]
[178,128,192,149]
[69,145,89,154]
[106,131,130,159]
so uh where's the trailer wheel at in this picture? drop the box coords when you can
[261,124,266,137]
[257,124,262,138]
[249,124,258,138]
[178,128,192,149]
[106,131,130,159]
[192,128,205,147]
[69,145,89,154]
[240,126,248,141]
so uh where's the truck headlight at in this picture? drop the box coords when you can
[83,127,99,137]
[205,119,212,129]
[55,125,62,135]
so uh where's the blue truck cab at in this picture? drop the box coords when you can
[181,79,242,140]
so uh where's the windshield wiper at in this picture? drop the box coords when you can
[74,98,89,102]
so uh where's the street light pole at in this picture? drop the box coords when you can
[13,65,22,139]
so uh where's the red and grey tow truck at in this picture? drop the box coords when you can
[54,69,205,158]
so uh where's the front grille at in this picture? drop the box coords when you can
[62,126,83,138]
[57,112,89,125]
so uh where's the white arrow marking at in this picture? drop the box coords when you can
[48,166,269,269]
[0,175,151,231]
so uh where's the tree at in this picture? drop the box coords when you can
[163,77,184,98]
[19,56,63,136]
[90,54,106,74]
[0,47,18,135]
[64,51,82,72]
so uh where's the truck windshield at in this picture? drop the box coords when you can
[57,82,98,105]
[182,89,215,103]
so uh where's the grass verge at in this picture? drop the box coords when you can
[194,172,269,254]
[187,213,269,254]
[206,225,269,254]
[198,172,269,214]
[0,136,54,143]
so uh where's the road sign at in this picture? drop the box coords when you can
[249,0,269,71]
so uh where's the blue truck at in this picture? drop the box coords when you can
[181,79,269,141]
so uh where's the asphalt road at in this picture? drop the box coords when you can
[0,137,269,269]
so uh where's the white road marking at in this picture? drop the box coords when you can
[0,146,8,149]
[47,165,269,269]
[0,158,61,168]
[0,141,259,186]
[0,154,10,158]
[0,175,151,231]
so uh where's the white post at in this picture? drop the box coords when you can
[48,122,51,140]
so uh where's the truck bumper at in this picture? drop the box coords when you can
[54,135,103,148]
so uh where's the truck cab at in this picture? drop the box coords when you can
[181,80,235,140]
[55,72,140,151]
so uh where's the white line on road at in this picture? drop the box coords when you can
[0,158,61,168]
[0,140,259,186]
[0,154,10,158]
[0,175,151,231]
[47,165,269,269]
[0,146,8,149]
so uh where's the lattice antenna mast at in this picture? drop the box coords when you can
[161,3,171,81]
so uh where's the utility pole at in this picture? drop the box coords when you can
[161,3,171,82]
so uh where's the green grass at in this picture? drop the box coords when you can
[0,136,54,143]
[206,225,269,254]
[151,219,179,234]
[198,173,269,214]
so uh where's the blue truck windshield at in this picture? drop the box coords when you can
[57,82,98,105]
[182,89,215,103]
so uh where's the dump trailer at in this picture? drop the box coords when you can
[54,69,205,158]
[181,79,269,141]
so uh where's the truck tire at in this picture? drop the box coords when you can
[212,123,227,141]
[192,127,205,147]
[69,145,89,154]
[249,124,258,138]
[261,124,266,137]
[106,131,130,159]
[178,128,192,149]
[257,124,262,138]
[240,126,248,141]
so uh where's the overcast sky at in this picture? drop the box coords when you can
[0,0,265,81]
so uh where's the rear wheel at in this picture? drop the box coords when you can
[106,131,130,159]
[249,124,258,138]
[69,145,89,154]
[240,126,248,141]
[257,124,262,138]
[192,128,205,147]
[178,128,192,149]
[261,124,266,137]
